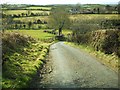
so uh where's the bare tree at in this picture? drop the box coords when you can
[48,6,70,36]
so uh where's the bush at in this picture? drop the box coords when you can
[2,32,36,64]
[102,31,119,54]
[89,30,120,57]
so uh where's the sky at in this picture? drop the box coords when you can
[0,0,120,5]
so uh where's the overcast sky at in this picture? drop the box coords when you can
[1,0,119,5]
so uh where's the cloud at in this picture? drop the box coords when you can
[1,0,119,4]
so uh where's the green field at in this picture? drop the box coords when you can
[13,14,119,22]
[62,29,72,35]
[5,10,50,15]
[14,16,49,22]
[25,6,52,10]
[70,14,119,20]
[8,29,72,40]
[31,11,50,14]
[5,10,27,14]
[9,30,55,40]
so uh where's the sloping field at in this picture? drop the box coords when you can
[70,14,119,20]
[14,16,49,22]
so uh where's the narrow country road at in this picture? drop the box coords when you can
[38,42,118,88]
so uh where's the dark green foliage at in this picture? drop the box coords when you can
[89,30,120,57]
[28,21,32,29]
[101,19,120,29]
[37,19,42,24]
[55,35,66,41]
[97,8,100,14]
[4,19,48,30]
[23,24,26,28]
[102,31,119,54]
[70,32,89,44]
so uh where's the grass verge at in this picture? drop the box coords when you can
[65,42,119,73]
[2,31,52,88]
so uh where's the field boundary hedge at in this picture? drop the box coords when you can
[69,29,120,57]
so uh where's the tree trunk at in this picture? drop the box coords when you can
[58,20,65,36]
[58,27,62,36]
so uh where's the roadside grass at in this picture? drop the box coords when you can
[65,42,119,73]
[2,31,54,88]
[2,41,50,88]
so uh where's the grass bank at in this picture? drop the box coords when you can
[65,42,119,73]
[2,31,54,88]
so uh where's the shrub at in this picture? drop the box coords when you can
[89,30,120,57]
[2,32,36,64]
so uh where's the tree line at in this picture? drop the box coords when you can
[2,12,49,18]
[69,4,119,14]
[2,18,48,30]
